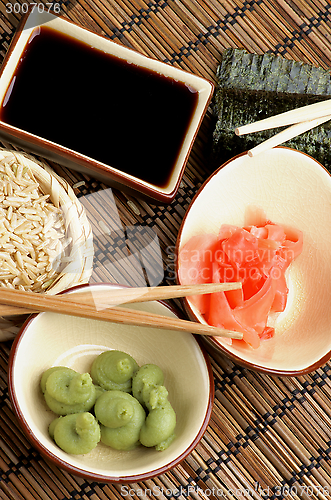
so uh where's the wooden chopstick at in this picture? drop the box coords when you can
[235,97,331,136]
[0,287,243,339]
[247,114,331,157]
[0,282,242,317]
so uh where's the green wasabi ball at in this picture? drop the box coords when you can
[91,350,138,392]
[50,412,101,455]
[139,385,176,451]
[42,367,97,415]
[48,416,60,440]
[95,392,134,428]
[132,364,164,409]
[95,390,146,450]
[40,366,71,394]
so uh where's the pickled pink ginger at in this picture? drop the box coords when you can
[178,221,303,349]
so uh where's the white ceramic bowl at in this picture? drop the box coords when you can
[176,147,331,376]
[8,284,214,482]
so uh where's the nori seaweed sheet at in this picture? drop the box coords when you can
[211,48,331,170]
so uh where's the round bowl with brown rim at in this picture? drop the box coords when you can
[176,147,331,376]
[8,283,214,483]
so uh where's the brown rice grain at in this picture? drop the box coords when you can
[21,270,32,286]
[0,160,67,292]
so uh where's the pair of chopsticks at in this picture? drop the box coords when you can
[0,283,244,340]
[235,97,331,157]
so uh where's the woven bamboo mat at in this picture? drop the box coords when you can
[1,0,331,499]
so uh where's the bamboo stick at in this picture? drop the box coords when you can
[247,115,331,157]
[0,282,242,317]
[0,287,243,339]
[235,99,331,136]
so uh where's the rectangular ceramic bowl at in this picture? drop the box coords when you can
[0,8,214,204]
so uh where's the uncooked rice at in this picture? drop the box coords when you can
[0,158,68,292]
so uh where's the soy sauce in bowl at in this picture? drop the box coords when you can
[0,26,199,188]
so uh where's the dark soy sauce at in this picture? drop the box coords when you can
[0,27,199,188]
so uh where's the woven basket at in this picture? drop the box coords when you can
[0,149,94,341]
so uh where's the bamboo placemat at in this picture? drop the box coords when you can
[1,0,331,499]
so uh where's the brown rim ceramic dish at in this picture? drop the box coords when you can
[8,283,214,482]
[176,147,331,376]
[0,8,214,204]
